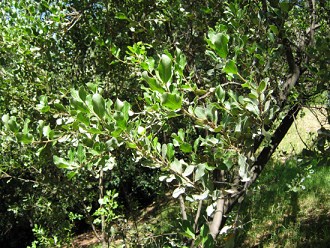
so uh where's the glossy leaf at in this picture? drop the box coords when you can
[180,143,192,153]
[183,165,195,177]
[208,31,229,58]
[161,93,182,110]
[170,159,182,174]
[53,156,77,170]
[194,106,207,119]
[167,143,175,160]
[142,71,165,93]
[92,93,106,118]
[215,85,226,103]
[223,60,238,74]
[194,163,206,182]
[258,80,267,93]
[157,54,172,83]
[8,119,19,133]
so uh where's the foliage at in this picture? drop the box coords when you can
[0,0,329,247]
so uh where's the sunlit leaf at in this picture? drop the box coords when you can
[194,106,207,119]
[115,12,128,20]
[208,31,229,58]
[215,85,226,103]
[172,187,185,198]
[92,93,106,118]
[142,71,165,93]
[167,143,175,160]
[258,80,267,93]
[161,93,182,110]
[195,163,206,182]
[170,159,182,174]
[1,114,9,124]
[180,143,192,153]
[223,60,238,74]
[157,54,172,83]
[182,165,195,177]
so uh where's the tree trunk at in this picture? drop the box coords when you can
[209,198,225,239]
[210,103,301,239]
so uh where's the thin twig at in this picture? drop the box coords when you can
[193,200,203,232]
[293,114,310,149]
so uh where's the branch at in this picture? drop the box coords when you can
[179,195,187,220]
[193,200,203,233]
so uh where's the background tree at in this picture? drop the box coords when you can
[1,0,329,247]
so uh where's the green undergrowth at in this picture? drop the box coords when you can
[228,107,330,247]
[234,158,330,248]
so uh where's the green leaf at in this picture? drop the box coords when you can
[183,165,195,177]
[121,101,130,121]
[67,171,77,180]
[114,112,126,129]
[8,119,19,133]
[92,93,106,118]
[22,118,30,134]
[77,145,86,163]
[167,143,175,160]
[142,71,165,93]
[157,54,172,83]
[264,100,271,113]
[78,87,87,101]
[246,103,260,116]
[223,60,238,74]
[53,155,76,170]
[235,118,242,133]
[36,95,50,113]
[161,93,182,110]
[42,125,54,139]
[194,106,207,119]
[114,98,124,111]
[181,220,196,239]
[269,25,279,35]
[127,142,137,148]
[115,12,128,20]
[17,133,33,144]
[208,31,229,58]
[87,83,98,93]
[54,102,66,111]
[238,154,250,182]
[77,112,90,126]
[88,127,103,134]
[180,143,192,153]
[258,80,267,93]
[71,99,89,113]
[215,85,226,103]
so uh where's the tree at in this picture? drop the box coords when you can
[1,0,329,246]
